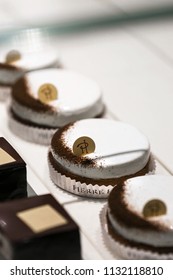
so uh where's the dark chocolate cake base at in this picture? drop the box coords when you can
[106,213,173,259]
[48,150,154,187]
[10,108,56,129]
[10,106,106,129]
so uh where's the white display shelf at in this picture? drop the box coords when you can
[0,100,170,260]
[1,15,173,259]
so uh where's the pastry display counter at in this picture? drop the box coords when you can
[0,0,173,260]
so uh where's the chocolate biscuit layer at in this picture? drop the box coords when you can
[10,108,57,129]
[107,213,173,255]
[48,150,154,186]
[10,106,105,130]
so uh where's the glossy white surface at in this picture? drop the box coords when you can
[12,69,103,127]
[0,48,59,71]
[124,175,173,221]
[52,118,150,178]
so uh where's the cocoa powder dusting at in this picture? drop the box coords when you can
[108,184,166,231]
[0,62,19,71]
[12,76,54,112]
[50,123,154,186]
[51,122,96,167]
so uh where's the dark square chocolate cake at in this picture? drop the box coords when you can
[0,137,27,201]
[0,194,81,259]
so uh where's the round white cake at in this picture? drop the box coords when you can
[51,118,150,178]
[114,175,173,246]
[106,175,173,258]
[0,48,59,71]
[48,118,154,198]
[9,69,104,145]
[0,48,59,101]
[11,69,104,128]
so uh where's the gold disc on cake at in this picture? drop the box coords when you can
[143,199,167,218]
[38,83,58,104]
[73,136,95,157]
[5,50,21,64]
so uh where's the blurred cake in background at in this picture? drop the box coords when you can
[0,47,60,101]
[8,68,104,145]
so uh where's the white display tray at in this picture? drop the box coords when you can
[0,102,170,260]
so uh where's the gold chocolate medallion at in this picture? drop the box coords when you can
[5,50,21,64]
[38,83,58,104]
[143,199,167,218]
[73,136,95,157]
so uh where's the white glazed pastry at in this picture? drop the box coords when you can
[9,69,104,145]
[0,48,59,101]
[11,69,104,127]
[48,118,154,198]
[106,175,173,259]
[0,48,59,71]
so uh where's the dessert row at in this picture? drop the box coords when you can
[0,48,173,260]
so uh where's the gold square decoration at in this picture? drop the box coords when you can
[17,204,68,233]
[0,148,15,165]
